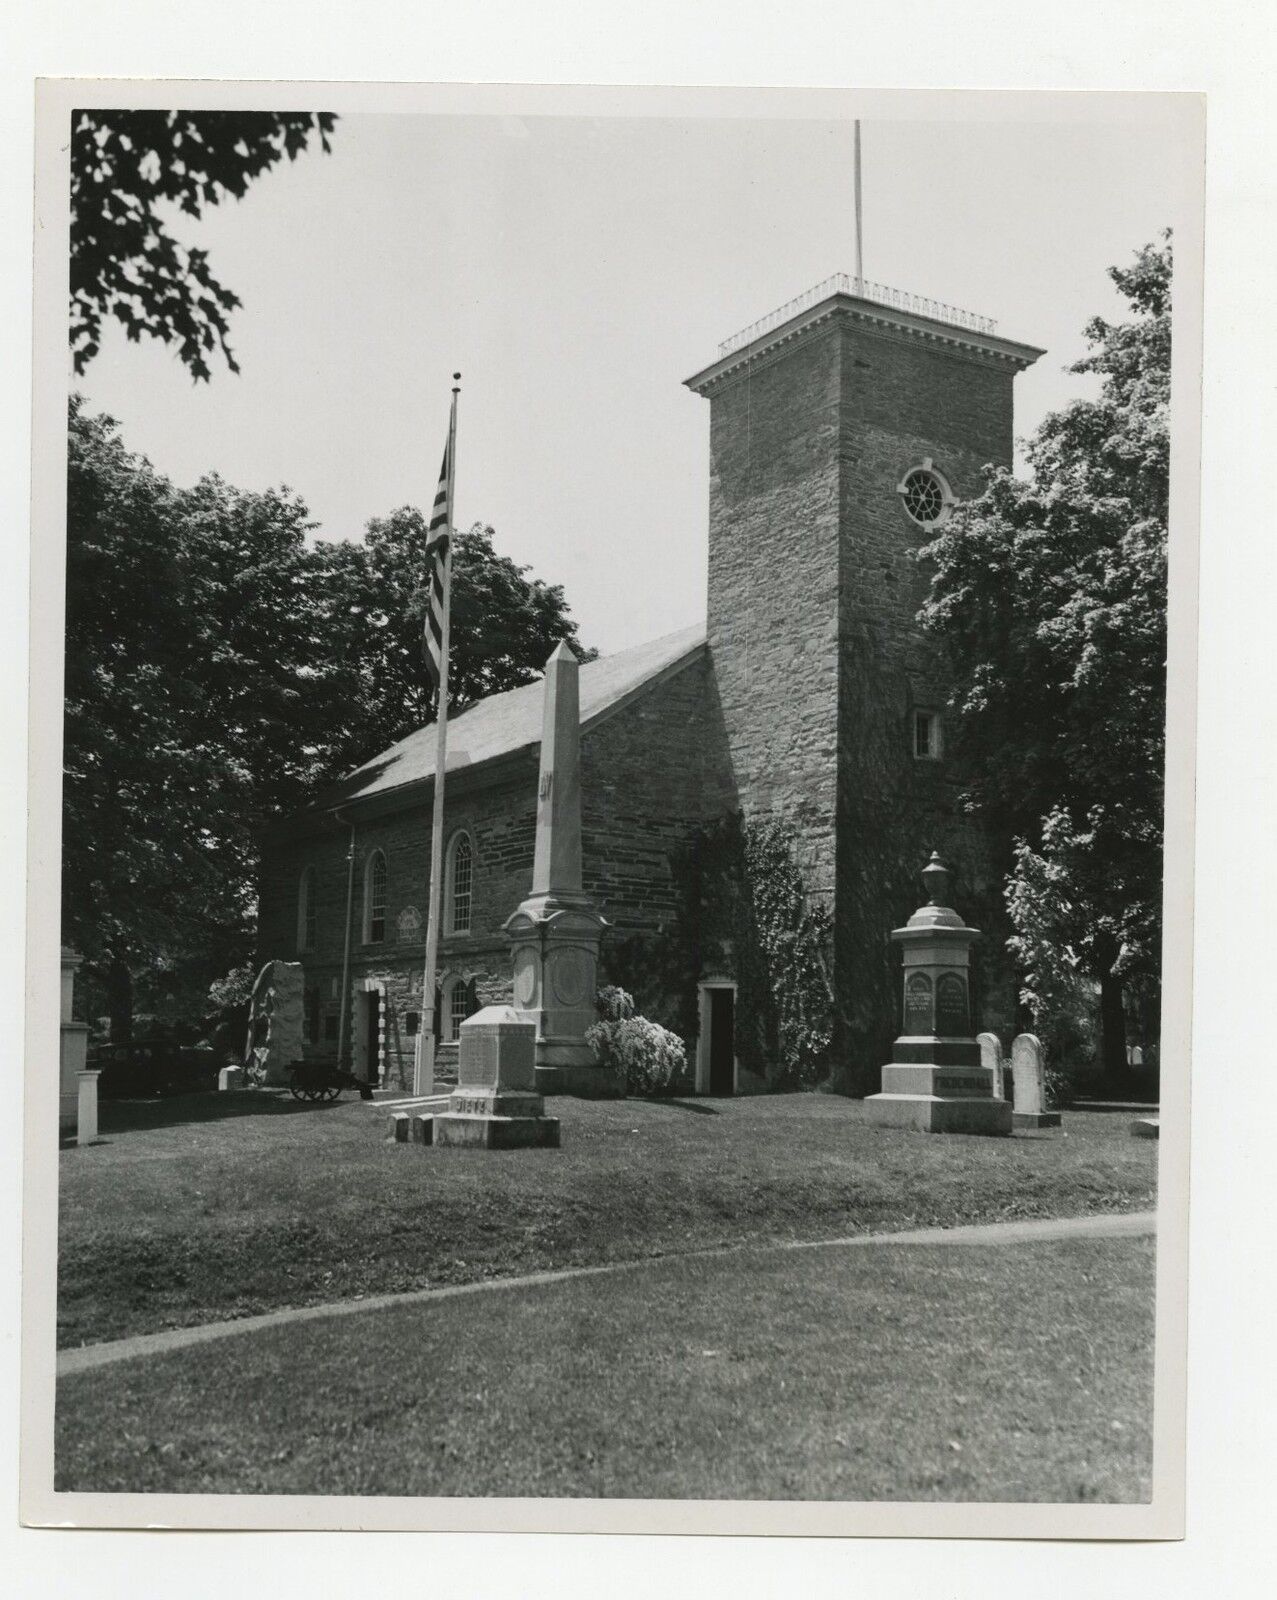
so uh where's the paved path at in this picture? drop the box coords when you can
[57,1209,1155,1379]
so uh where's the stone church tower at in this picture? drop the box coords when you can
[686,277,1043,1089]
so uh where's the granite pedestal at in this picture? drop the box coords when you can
[865,854,1012,1137]
[432,1007,561,1150]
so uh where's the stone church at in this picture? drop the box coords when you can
[256,275,1043,1094]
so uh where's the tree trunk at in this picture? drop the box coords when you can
[1099,966,1127,1077]
[107,956,133,1044]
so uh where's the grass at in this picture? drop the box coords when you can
[54,1234,1155,1501]
[57,1090,1156,1350]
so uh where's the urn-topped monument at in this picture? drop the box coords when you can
[865,854,1012,1136]
[503,642,621,1097]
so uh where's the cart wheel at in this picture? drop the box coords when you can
[289,1078,306,1101]
[322,1084,342,1102]
[304,1085,322,1101]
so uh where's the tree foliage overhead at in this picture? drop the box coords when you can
[70,110,335,380]
[917,236,1171,1063]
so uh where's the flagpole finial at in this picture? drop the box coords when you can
[453,371,461,391]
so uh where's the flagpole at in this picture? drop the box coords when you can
[415,374,460,1097]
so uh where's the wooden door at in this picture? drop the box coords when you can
[709,988,735,1095]
[363,991,380,1084]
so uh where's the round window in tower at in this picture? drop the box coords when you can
[896,459,954,529]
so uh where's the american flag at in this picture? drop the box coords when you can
[423,437,451,689]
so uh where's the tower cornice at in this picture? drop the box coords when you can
[685,286,1044,396]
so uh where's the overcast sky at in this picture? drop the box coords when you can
[73,104,1199,656]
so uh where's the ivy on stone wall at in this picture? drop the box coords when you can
[598,814,835,1089]
[735,819,835,1087]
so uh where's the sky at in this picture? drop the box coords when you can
[73,102,1200,657]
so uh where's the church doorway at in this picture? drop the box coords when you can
[353,986,382,1086]
[697,981,737,1095]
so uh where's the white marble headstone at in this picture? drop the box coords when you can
[1010,1033,1047,1116]
[977,1032,1005,1100]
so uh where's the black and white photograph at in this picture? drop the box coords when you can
[21,77,1207,1541]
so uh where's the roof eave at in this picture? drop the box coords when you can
[268,632,709,837]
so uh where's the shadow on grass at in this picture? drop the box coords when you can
[90,1091,337,1136]
[642,1098,720,1115]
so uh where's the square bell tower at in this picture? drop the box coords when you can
[685,276,1043,1090]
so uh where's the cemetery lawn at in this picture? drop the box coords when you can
[55,1234,1155,1501]
[57,1091,1156,1350]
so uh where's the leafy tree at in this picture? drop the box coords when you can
[63,402,354,1036]
[335,509,597,766]
[63,404,596,1036]
[917,236,1170,1073]
[65,399,230,1034]
[70,110,335,380]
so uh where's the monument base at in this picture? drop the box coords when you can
[1013,1109,1063,1130]
[866,1092,1013,1136]
[531,1033,624,1098]
[866,1063,1012,1136]
[535,1062,625,1098]
[433,1086,561,1149]
[434,1112,560,1149]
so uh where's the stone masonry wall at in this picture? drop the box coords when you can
[704,323,844,921]
[256,652,712,1087]
[698,311,1026,1091]
[833,321,1022,1087]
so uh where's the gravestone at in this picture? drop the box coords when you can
[76,1069,101,1146]
[242,961,305,1087]
[59,946,90,1138]
[864,855,1012,1136]
[432,1006,561,1149]
[976,1032,1006,1102]
[1010,1033,1062,1130]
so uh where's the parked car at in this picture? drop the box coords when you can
[89,1042,220,1098]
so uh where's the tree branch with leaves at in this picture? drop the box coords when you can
[70,110,336,380]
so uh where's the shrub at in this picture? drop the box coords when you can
[595,985,635,1023]
[586,993,687,1096]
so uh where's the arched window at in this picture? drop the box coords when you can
[446,831,474,935]
[364,850,387,943]
[297,866,317,952]
[441,974,479,1042]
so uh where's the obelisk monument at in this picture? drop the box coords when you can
[503,642,619,1096]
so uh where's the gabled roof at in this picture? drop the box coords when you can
[316,622,707,812]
